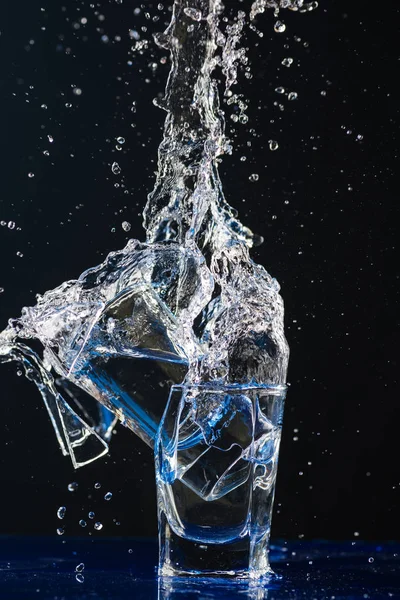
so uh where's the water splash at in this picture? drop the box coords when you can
[0,0,292,469]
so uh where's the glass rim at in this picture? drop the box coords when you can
[171,382,287,393]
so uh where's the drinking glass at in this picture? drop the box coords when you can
[155,382,286,579]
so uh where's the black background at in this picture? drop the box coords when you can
[0,0,398,542]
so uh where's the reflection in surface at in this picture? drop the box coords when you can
[158,576,272,600]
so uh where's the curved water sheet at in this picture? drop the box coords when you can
[0,0,310,489]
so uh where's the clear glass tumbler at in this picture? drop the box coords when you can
[155,382,286,579]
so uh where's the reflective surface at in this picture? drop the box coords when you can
[0,537,398,599]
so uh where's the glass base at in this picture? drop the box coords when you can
[158,517,274,580]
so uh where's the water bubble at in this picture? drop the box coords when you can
[281,57,293,67]
[117,136,125,144]
[28,172,35,178]
[275,86,285,94]
[368,557,374,563]
[122,221,131,232]
[94,482,101,489]
[288,92,298,101]
[356,134,364,141]
[354,531,360,537]
[56,527,65,536]
[41,104,47,109]
[8,221,15,229]
[111,162,121,175]
[249,174,259,182]
[47,135,54,143]
[104,492,113,501]
[269,140,279,151]
[274,21,286,33]
[0,288,4,294]
[16,251,24,258]
[76,573,84,583]
[1,221,6,226]
[57,506,66,520]
[88,511,95,519]
[128,548,133,553]
[73,88,82,96]
[68,482,78,492]
[183,7,202,21]
[94,522,103,530]
[75,563,85,573]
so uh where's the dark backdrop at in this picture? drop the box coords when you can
[0,0,398,541]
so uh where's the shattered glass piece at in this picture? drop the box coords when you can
[0,343,109,468]
[55,392,109,468]
[69,283,191,448]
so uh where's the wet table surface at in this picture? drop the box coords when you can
[0,537,398,599]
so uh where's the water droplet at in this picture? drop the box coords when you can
[56,527,65,536]
[68,482,78,492]
[94,522,103,530]
[122,221,131,232]
[88,511,95,519]
[28,172,35,178]
[183,7,202,21]
[104,492,113,501]
[354,531,360,537]
[117,136,125,144]
[281,57,293,67]
[269,140,279,151]
[249,174,259,182]
[288,92,298,101]
[274,21,286,33]
[75,573,84,583]
[111,162,121,175]
[79,520,87,528]
[94,482,101,489]
[75,563,85,573]
[8,221,15,230]
[57,506,66,520]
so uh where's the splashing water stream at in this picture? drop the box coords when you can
[0,0,317,491]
